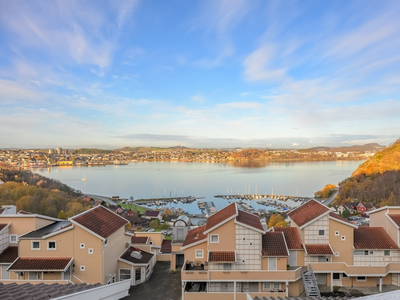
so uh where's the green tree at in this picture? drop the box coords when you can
[149,219,160,229]
[58,210,67,219]
[342,209,350,218]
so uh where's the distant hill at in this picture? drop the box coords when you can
[73,148,112,154]
[335,138,400,206]
[307,143,385,153]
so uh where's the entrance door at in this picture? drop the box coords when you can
[289,251,297,266]
[1,265,10,279]
[268,257,277,270]
[332,273,342,286]
[176,254,184,268]
[64,266,71,280]
[315,273,326,285]
[135,268,141,284]
[28,272,38,280]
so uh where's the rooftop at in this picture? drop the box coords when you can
[71,205,128,239]
[120,246,154,265]
[354,227,399,250]
[387,214,400,227]
[0,246,18,264]
[236,210,264,231]
[208,251,236,262]
[8,257,73,271]
[273,227,302,249]
[131,236,149,244]
[144,210,160,217]
[182,225,207,248]
[288,199,329,227]
[160,239,172,254]
[304,244,334,255]
[329,212,354,225]
[262,232,288,256]
[20,221,71,239]
[0,223,9,231]
[205,202,237,232]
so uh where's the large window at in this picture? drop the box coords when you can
[195,249,204,258]
[119,269,131,281]
[210,235,219,243]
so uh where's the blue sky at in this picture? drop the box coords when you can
[0,0,399,149]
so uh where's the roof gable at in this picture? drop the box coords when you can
[204,203,237,232]
[273,227,302,249]
[182,225,207,248]
[288,199,329,227]
[71,206,128,239]
[236,210,264,232]
[120,247,153,265]
[388,214,400,227]
[354,227,399,250]
[304,244,334,255]
[262,232,288,256]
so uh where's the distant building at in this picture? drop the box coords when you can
[56,147,62,154]
[48,149,54,154]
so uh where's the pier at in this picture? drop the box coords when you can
[214,194,312,202]
[133,196,205,207]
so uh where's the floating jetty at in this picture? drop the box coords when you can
[214,194,312,202]
[134,196,205,207]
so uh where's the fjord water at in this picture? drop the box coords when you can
[35,161,363,213]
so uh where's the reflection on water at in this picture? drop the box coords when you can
[35,160,363,214]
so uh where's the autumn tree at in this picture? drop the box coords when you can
[268,214,286,228]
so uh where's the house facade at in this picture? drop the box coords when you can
[180,201,400,300]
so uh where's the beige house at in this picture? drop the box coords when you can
[0,205,161,286]
[180,200,400,300]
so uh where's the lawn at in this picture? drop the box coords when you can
[119,203,149,214]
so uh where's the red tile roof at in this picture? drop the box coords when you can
[71,206,128,239]
[273,227,302,249]
[131,236,149,244]
[209,251,236,262]
[0,223,9,231]
[182,225,207,247]
[0,208,5,214]
[354,227,399,250]
[288,200,329,227]
[161,239,172,254]
[304,244,334,255]
[205,203,237,232]
[262,232,288,256]
[388,214,400,227]
[329,212,353,225]
[0,246,18,263]
[120,247,154,264]
[236,210,264,231]
[8,257,72,271]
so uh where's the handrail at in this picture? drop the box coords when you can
[73,275,84,283]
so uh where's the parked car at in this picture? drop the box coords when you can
[146,228,155,232]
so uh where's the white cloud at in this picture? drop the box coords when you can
[292,142,299,146]
[192,95,206,103]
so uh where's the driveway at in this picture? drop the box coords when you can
[122,261,181,300]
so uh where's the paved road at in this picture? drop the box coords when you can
[122,261,181,300]
[323,189,339,206]
[84,194,115,205]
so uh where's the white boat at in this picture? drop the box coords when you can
[82,174,87,181]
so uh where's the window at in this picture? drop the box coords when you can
[343,273,348,278]
[146,265,150,276]
[369,251,374,255]
[195,249,204,258]
[364,251,369,256]
[357,276,366,282]
[80,243,85,249]
[119,269,131,281]
[335,231,339,236]
[10,234,18,243]
[107,274,115,284]
[80,265,85,271]
[263,282,280,291]
[88,248,94,254]
[318,256,328,262]
[333,273,340,280]
[335,252,340,257]
[210,235,219,243]
[341,236,346,241]
[104,239,108,246]
[31,241,40,250]
[47,241,56,250]
[318,230,325,236]
[354,250,363,255]
[384,250,390,256]
[149,241,153,245]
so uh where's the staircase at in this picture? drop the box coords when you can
[302,265,321,297]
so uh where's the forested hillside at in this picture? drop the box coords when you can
[335,138,400,206]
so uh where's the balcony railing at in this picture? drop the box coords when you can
[310,262,400,275]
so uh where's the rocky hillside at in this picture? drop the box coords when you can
[335,138,400,206]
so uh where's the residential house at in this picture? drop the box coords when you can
[357,203,376,213]
[143,210,161,220]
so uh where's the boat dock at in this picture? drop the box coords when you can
[197,201,217,216]
[134,196,205,207]
[214,194,312,202]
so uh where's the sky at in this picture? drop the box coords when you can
[0,0,400,149]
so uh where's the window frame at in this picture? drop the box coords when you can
[119,268,131,281]
[88,248,94,254]
[356,276,366,282]
[195,249,204,259]
[210,234,219,243]
[341,236,346,241]
[80,243,85,249]
[335,231,339,236]
[318,230,325,236]
[47,241,57,250]
[384,250,391,256]
[31,241,41,250]
[80,265,85,271]
[10,234,18,243]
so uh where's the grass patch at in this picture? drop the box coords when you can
[119,203,149,213]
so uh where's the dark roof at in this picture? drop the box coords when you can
[209,251,236,262]
[0,223,9,231]
[8,257,72,271]
[131,236,148,244]
[20,221,71,239]
[144,210,160,217]
[288,200,329,227]
[120,247,153,264]
[160,239,172,254]
[205,203,237,231]
[182,225,207,247]
[236,210,264,231]
[362,203,374,209]
[0,246,18,264]
[0,282,102,300]
[72,206,128,239]
[273,227,302,249]
[262,232,288,256]
[304,244,334,255]
[354,227,399,250]
[0,208,5,214]
[17,210,33,215]
[329,212,353,225]
[388,214,400,227]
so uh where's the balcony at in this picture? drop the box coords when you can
[181,261,208,281]
[310,262,400,276]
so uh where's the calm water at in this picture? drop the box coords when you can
[35,161,363,213]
